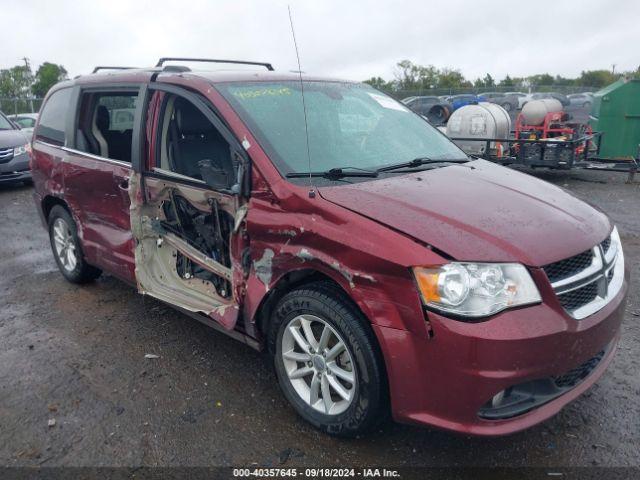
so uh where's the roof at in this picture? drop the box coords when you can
[65,67,356,87]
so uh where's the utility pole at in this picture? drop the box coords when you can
[611,64,616,75]
[21,57,34,112]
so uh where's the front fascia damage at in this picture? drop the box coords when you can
[129,171,245,329]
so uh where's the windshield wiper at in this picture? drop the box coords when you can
[286,167,378,179]
[377,156,469,173]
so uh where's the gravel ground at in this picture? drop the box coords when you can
[0,166,638,468]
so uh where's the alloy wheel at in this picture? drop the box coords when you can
[281,314,356,415]
[52,218,77,272]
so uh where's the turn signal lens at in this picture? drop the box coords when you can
[414,268,441,303]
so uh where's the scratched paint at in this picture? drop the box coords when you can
[254,248,275,290]
[267,228,298,237]
[295,248,375,289]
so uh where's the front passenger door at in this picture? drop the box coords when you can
[129,86,250,330]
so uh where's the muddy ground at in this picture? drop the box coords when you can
[0,167,638,468]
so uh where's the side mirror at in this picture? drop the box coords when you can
[198,159,231,191]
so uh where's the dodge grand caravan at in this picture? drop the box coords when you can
[30,59,629,437]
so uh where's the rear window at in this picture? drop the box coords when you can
[36,88,72,146]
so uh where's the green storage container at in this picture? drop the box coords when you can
[590,78,640,158]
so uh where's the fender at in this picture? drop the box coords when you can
[244,240,434,338]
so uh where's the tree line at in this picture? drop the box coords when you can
[365,60,640,92]
[0,59,68,100]
[2,57,639,102]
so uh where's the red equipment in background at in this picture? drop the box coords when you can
[515,110,592,142]
[449,105,636,181]
[514,110,594,160]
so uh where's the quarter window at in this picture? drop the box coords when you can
[36,88,72,146]
[76,91,139,163]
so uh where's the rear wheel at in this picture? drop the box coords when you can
[269,282,387,437]
[501,102,512,112]
[48,205,101,283]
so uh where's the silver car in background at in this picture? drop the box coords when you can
[0,111,32,185]
[8,113,39,138]
[567,93,594,108]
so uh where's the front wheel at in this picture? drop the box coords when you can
[269,282,387,437]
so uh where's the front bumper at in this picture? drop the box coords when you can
[373,269,628,436]
[0,152,31,184]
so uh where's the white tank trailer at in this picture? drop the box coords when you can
[520,99,563,125]
[445,102,511,156]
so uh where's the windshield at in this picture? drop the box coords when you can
[217,81,466,177]
[0,113,15,130]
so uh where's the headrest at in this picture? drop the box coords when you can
[96,105,110,131]
[176,99,212,134]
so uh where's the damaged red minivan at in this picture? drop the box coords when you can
[31,59,628,437]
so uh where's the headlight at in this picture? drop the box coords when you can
[13,143,31,156]
[413,263,541,318]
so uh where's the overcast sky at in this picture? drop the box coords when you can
[3,0,639,82]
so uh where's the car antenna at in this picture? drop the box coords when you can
[287,5,315,198]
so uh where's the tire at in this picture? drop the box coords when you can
[48,205,102,283]
[501,102,512,112]
[269,281,387,437]
[427,105,448,125]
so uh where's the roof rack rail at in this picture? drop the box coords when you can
[92,66,138,74]
[162,65,191,73]
[155,57,274,71]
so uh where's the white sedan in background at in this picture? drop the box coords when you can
[8,113,39,137]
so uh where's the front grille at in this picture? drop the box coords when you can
[557,282,598,310]
[544,233,621,319]
[0,147,14,164]
[553,350,605,388]
[544,249,594,283]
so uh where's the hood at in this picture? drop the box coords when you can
[0,129,29,148]
[319,160,611,266]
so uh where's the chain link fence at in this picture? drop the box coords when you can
[385,85,596,100]
[0,97,44,115]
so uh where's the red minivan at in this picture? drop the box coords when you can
[30,59,629,437]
